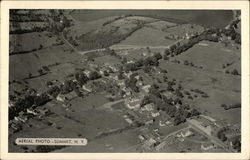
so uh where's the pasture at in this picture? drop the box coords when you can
[174,41,241,72]
[159,60,241,125]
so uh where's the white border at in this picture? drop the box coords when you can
[1,1,249,160]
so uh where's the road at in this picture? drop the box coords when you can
[161,126,190,141]
[187,121,233,152]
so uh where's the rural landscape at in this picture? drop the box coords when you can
[9,9,241,153]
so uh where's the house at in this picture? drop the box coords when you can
[125,118,133,124]
[143,103,154,111]
[124,71,133,78]
[136,81,143,86]
[83,70,91,77]
[125,98,141,109]
[10,123,22,132]
[117,80,125,87]
[159,120,166,127]
[165,120,172,125]
[82,85,92,93]
[15,115,28,123]
[155,141,166,151]
[56,94,65,102]
[9,101,15,108]
[181,129,193,137]
[201,143,214,151]
[108,65,119,72]
[127,60,135,64]
[151,111,160,118]
[27,108,38,115]
[142,84,151,93]
[187,118,213,136]
[144,138,157,147]
[185,33,191,39]
[145,119,154,125]
[110,75,119,81]
[37,108,49,115]
[175,103,181,109]
[177,137,185,142]
[138,135,146,141]
[65,91,77,100]
[124,89,132,96]
[134,75,140,80]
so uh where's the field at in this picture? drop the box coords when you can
[174,41,241,72]
[9,93,130,152]
[159,60,241,125]
[116,26,175,47]
[66,16,121,40]
[71,10,233,28]
[9,32,60,54]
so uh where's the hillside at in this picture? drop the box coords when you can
[71,10,234,28]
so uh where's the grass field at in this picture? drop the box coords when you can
[9,44,83,81]
[116,26,175,46]
[9,92,130,152]
[159,60,241,125]
[67,16,121,40]
[54,129,140,152]
[71,10,233,28]
[9,32,59,54]
[174,41,241,72]
[163,24,205,40]
[94,55,121,66]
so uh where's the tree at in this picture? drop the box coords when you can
[163,54,169,60]
[231,69,239,75]
[28,73,32,79]
[154,52,162,60]
[38,69,43,75]
[231,138,241,152]
[164,49,171,56]
[217,131,227,142]
[141,95,151,105]
[88,71,101,80]
[184,60,189,65]
[170,44,177,52]
[124,63,137,72]
[143,66,151,73]
[175,89,184,98]
[190,108,200,116]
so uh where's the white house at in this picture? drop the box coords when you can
[125,118,133,124]
[83,70,91,78]
[82,85,92,93]
[144,103,154,111]
[56,94,65,102]
[138,135,146,141]
[142,84,151,93]
[151,111,160,118]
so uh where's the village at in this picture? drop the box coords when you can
[9,40,241,152]
[8,9,241,153]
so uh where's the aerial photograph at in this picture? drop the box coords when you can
[8,9,241,153]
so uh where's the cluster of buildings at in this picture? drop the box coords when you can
[9,107,50,134]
